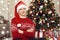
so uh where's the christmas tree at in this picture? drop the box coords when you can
[27,0,60,31]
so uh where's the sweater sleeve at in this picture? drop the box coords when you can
[11,18,26,39]
[11,18,18,34]
[23,19,35,38]
[24,31,35,38]
[23,25,35,38]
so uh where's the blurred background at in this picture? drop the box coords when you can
[0,0,60,21]
[0,0,60,40]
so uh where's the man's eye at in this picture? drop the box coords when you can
[19,9,22,10]
[19,8,26,10]
[23,8,26,10]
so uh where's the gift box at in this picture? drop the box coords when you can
[0,16,10,39]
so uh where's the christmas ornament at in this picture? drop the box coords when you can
[48,10,52,14]
[2,26,6,29]
[40,5,43,9]
[29,11,33,14]
[1,31,5,35]
[0,20,3,24]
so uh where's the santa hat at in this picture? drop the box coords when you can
[16,1,28,12]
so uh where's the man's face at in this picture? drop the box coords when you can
[18,8,27,16]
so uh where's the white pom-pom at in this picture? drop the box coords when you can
[0,11,1,14]
[17,24,21,27]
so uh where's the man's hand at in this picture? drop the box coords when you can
[18,29,23,34]
[18,29,34,34]
[27,29,34,32]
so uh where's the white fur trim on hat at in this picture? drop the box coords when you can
[17,4,28,12]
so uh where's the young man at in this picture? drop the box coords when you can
[11,1,35,40]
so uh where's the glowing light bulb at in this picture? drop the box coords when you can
[40,5,43,9]
[15,0,18,3]
[8,2,10,5]
[0,11,1,14]
[2,26,6,29]
[57,2,59,5]
[1,31,5,35]
[0,0,4,4]
[5,38,8,40]
[2,8,5,11]
[48,11,52,14]
[0,20,3,23]
[6,31,9,33]
[6,8,9,10]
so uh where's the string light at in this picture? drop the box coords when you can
[0,20,3,23]
[2,8,5,11]
[0,11,1,14]
[6,31,9,33]
[2,26,6,29]
[58,24,60,26]
[6,8,9,10]
[45,18,47,20]
[10,14,13,17]
[0,0,4,4]
[3,37,6,39]
[5,38,8,40]
[48,11,52,14]
[44,0,48,3]
[1,31,5,35]
[8,2,10,5]
[57,1,59,5]
[15,0,18,3]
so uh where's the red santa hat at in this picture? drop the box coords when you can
[16,1,28,13]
